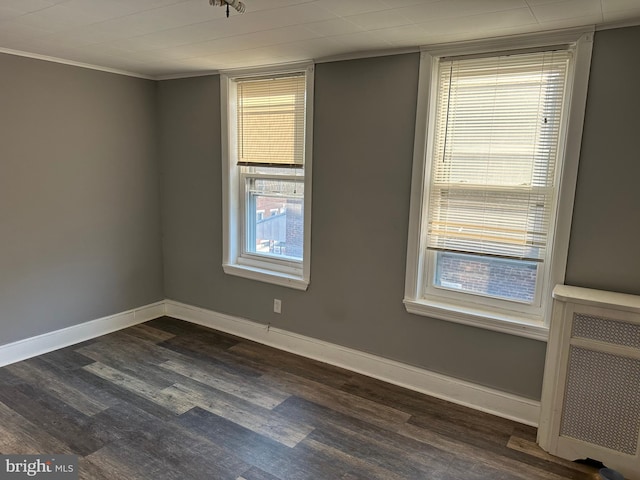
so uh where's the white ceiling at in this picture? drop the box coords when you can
[1,0,639,79]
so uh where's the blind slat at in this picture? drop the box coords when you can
[427,50,570,261]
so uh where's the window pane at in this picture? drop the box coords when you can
[434,252,537,303]
[246,178,304,260]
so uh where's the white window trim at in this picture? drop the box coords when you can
[221,63,314,291]
[404,28,594,341]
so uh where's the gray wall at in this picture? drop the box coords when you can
[4,25,637,401]
[159,54,547,399]
[0,54,164,345]
[565,26,640,294]
[158,75,222,305]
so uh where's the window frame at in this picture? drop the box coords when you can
[403,29,594,340]
[221,63,314,290]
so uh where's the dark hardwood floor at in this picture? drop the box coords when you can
[0,317,599,479]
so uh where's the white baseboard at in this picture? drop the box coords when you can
[0,301,166,367]
[165,300,541,426]
[0,298,540,426]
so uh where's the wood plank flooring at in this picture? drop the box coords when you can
[0,317,600,479]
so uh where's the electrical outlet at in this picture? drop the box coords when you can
[273,298,282,314]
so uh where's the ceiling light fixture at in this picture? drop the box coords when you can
[209,0,246,17]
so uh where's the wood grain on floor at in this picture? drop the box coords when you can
[0,317,600,480]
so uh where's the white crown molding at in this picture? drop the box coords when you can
[154,70,220,81]
[0,301,165,367]
[219,60,313,77]
[165,299,541,426]
[419,25,595,57]
[0,47,154,80]
[595,17,640,31]
[314,46,419,64]
[3,22,638,82]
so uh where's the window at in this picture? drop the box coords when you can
[221,65,313,290]
[404,31,593,339]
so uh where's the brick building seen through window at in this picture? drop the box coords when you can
[252,194,303,260]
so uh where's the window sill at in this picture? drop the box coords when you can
[223,263,309,291]
[403,297,549,341]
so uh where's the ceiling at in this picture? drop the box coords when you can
[1,0,639,79]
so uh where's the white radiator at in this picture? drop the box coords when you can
[538,285,640,480]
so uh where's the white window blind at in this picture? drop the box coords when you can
[236,73,306,167]
[427,49,571,262]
